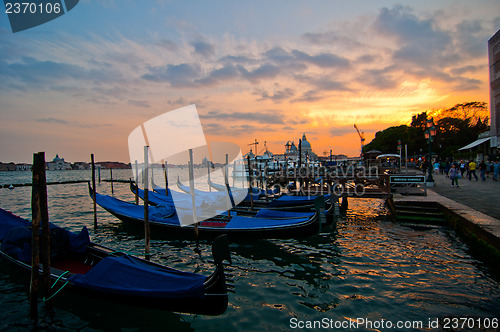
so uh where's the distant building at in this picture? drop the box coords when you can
[243,149,256,159]
[96,161,132,169]
[0,162,16,171]
[283,133,318,163]
[72,162,89,170]
[15,163,31,171]
[46,154,72,171]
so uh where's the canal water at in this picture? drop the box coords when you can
[0,169,498,331]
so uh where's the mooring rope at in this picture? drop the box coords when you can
[43,271,70,302]
[110,250,156,257]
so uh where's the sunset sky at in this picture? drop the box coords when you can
[1,0,499,164]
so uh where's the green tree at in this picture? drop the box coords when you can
[363,102,489,160]
[363,125,411,154]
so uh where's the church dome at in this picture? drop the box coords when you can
[301,133,311,150]
[244,150,255,159]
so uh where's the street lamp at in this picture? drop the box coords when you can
[397,139,402,173]
[424,118,437,183]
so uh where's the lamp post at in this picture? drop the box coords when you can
[424,118,437,184]
[397,139,402,173]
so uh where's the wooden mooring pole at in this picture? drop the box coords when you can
[247,155,254,211]
[91,154,97,229]
[110,168,114,194]
[188,149,199,244]
[207,160,211,192]
[30,152,51,319]
[224,154,235,213]
[134,160,139,204]
[143,147,151,261]
[162,160,169,196]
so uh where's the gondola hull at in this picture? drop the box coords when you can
[0,208,230,315]
[94,191,321,240]
[131,182,335,226]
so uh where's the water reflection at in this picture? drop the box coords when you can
[0,170,499,331]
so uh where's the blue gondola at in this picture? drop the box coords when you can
[0,208,231,315]
[92,189,321,240]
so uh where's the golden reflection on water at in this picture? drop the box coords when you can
[0,171,499,330]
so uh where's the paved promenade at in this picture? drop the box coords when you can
[393,170,500,255]
[428,171,500,221]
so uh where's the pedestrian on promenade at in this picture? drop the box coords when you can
[449,163,460,188]
[469,160,478,181]
[459,160,466,177]
[493,161,499,181]
[479,160,487,181]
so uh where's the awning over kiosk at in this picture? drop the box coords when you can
[458,137,491,150]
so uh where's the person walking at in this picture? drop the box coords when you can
[459,160,466,177]
[478,160,487,181]
[422,160,428,175]
[444,162,451,177]
[449,163,459,188]
[469,160,478,181]
[493,161,499,181]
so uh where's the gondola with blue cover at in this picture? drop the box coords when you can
[0,207,232,315]
[92,187,321,240]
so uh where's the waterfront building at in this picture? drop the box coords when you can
[489,29,500,155]
[72,162,89,170]
[0,162,16,171]
[46,154,72,171]
[283,133,319,163]
[243,149,256,159]
[459,29,500,160]
[15,163,31,171]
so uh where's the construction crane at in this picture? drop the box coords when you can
[354,124,365,156]
[247,139,259,154]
